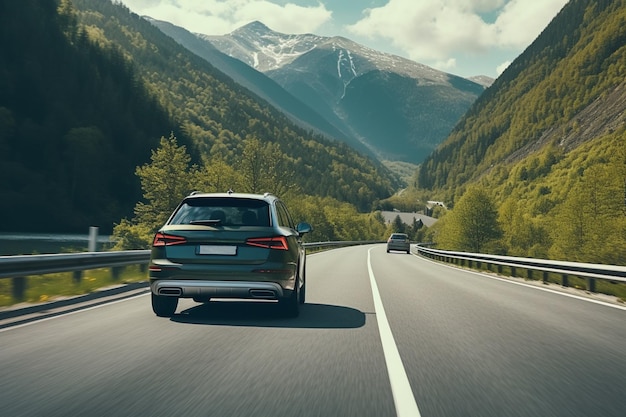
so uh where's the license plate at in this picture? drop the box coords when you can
[197,245,237,255]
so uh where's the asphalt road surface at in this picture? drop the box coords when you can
[1,245,625,417]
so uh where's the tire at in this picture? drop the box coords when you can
[299,279,306,305]
[299,267,306,304]
[280,286,300,318]
[152,293,178,317]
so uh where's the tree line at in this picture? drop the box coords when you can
[1,0,399,234]
[113,135,401,249]
[408,0,626,265]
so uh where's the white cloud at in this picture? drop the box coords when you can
[117,0,568,77]
[491,0,566,48]
[346,0,568,71]
[119,0,331,35]
[496,60,511,76]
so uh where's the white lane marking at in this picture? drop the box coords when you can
[419,255,626,312]
[367,248,422,417]
[0,292,149,333]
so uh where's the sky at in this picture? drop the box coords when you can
[115,0,569,79]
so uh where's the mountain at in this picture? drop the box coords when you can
[146,18,356,152]
[70,0,402,210]
[0,0,193,233]
[415,0,626,263]
[0,0,401,233]
[417,0,625,192]
[196,22,487,164]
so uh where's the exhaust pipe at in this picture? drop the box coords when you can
[159,287,182,296]
[249,289,277,299]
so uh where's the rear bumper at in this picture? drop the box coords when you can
[387,243,410,251]
[150,279,286,300]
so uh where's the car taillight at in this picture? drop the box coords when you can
[246,236,289,250]
[152,232,187,247]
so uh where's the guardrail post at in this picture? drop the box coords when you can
[497,265,502,274]
[527,269,533,280]
[112,266,123,280]
[73,270,82,284]
[561,274,569,287]
[587,277,596,292]
[511,267,516,277]
[11,276,26,300]
[88,226,99,252]
[543,271,549,284]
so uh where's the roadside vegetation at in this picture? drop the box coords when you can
[409,0,626,266]
[0,265,147,308]
[112,134,400,249]
[416,131,626,266]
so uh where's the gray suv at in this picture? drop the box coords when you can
[149,192,312,317]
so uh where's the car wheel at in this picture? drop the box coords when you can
[152,293,178,317]
[299,267,306,304]
[299,279,306,304]
[280,286,300,317]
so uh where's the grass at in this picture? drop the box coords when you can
[0,265,148,308]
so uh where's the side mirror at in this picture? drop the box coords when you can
[296,222,312,235]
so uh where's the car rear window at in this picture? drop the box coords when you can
[391,234,408,239]
[169,197,270,226]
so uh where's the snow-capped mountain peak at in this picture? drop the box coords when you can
[201,21,456,85]
[192,21,488,164]
[200,21,326,71]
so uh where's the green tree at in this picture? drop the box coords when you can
[239,136,295,196]
[194,156,243,193]
[133,133,196,228]
[391,215,406,233]
[439,186,502,252]
[549,163,626,263]
[112,133,195,248]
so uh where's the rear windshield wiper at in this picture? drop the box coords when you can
[189,219,222,226]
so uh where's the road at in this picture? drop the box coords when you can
[1,245,625,417]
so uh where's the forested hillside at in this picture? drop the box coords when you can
[0,0,399,234]
[418,0,624,192]
[0,0,191,232]
[72,0,399,208]
[415,0,626,264]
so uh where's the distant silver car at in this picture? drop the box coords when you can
[386,233,410,254]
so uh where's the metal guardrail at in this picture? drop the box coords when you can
[4,241,623,301]
[0,241,382,300]
[0,241,383,280]
[0,250,152,300]
[415,245,626,292]
[0,250,151,279]
[304,240,385,250]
